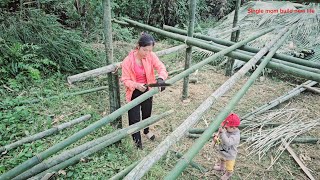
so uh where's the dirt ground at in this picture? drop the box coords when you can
[124,65,320,179]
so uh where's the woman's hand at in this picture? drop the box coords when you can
[135,83,147,92]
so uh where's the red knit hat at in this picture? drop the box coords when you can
[222,113,240,127]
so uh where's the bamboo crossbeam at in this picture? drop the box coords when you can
[1,20,269,179]
[123,21,288,180]
[164,23,297,179]
[67,45,187,84]
[162,25,320,69]
[17,110,173,180]
[0,115,91,154]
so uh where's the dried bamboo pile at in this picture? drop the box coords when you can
[243,108,319,168]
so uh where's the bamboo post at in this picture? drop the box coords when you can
[164,23,297,179]
[15,110,173,180]
[283,141,316,180]
[123,24,289,180]
[0,115,91,154]
[1,23,267,179]
[242,80,318,120]
[103,0,122,128]
[225,0,241,76]
[162,25,320,69]
[66,45,187,84]
[30,111,173,179]
[121,19,320,82]
[182,0,196,100]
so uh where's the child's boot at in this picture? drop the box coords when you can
[221,171,233,180]
[213,161,225,171]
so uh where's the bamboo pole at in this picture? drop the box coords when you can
[109,161,140,180]
[16,110,173,180]
[242,80,318,120]
[3,86,109,108]
[0,115,91,154]
[170,150,207,172]
[121,19,320,83]
[1,22,268,180]
[302,85,320,94]
[162,25,320,69]
[164,23,297,179]
[103,0,122,128]
[67,45,187,84]
[225,0,241,76]
[188,134,319,144]
[182,0,196,100]
[284,142,316,180]
[123,23,288,180]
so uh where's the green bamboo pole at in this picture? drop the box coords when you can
[225,0,241,76]
[170,150,207,172]
[162,25,320,69]
[2,86,108,108]
[121,19,320,83]
[182,0,196,100]
[1,20,269,180]
[242,80,318,120]
[109,161,140,180]
[0,115,91,154]
[165,23,297,180]
[103,0,122,129]
[187,134,319,144]
[123,24,289,180]
[28,110,173,180]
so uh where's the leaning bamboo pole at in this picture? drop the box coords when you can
[1,22,269,180]
[121,18,320,83]
[165,23,297,179]
[182,0,196,100]
[67,45,187,84]
[242,80,318,120]
[0,115,91,154]
[162,25,320,69]
[123,24,288,180]
[19,110,173,180]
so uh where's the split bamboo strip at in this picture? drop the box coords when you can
[1,21,268,179]
[14,111,173,180]
[123,23,289,180]
[67,45,187,84]
[0,115,91,154]
[182,0,196,99]
[121,19,320,82]
[242,80,318,121]
[164,23,297,179]
[162,25,320,69]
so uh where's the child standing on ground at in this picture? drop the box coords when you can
[213,113,241,180]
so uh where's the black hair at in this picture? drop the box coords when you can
[138,32,155,47]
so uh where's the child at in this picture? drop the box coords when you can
[213,113,241,180]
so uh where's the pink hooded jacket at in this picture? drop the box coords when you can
[121,50,168,102]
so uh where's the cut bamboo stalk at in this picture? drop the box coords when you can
[170,150,207,172]
[168,68,184,75]
[182,0,196,100]
[18,110,173,180]
[162,25,320,69]
[0,115,91,154]
[242,80,318,120]
[302,85,320,94]
[109,161,140,180]
[121,19,320,83]
[4,86,109,108]
[188,134,318,144]
[164,23,297,179]
[284,143,316,180]
[123,22,288,180]
[67,45,187,84]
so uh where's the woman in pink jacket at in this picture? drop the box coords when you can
[121,33,168,149]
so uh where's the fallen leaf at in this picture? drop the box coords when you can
[58,170,67,175]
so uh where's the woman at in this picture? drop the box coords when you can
[121,33,168,149]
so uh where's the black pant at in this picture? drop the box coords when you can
[128,89,153,146]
